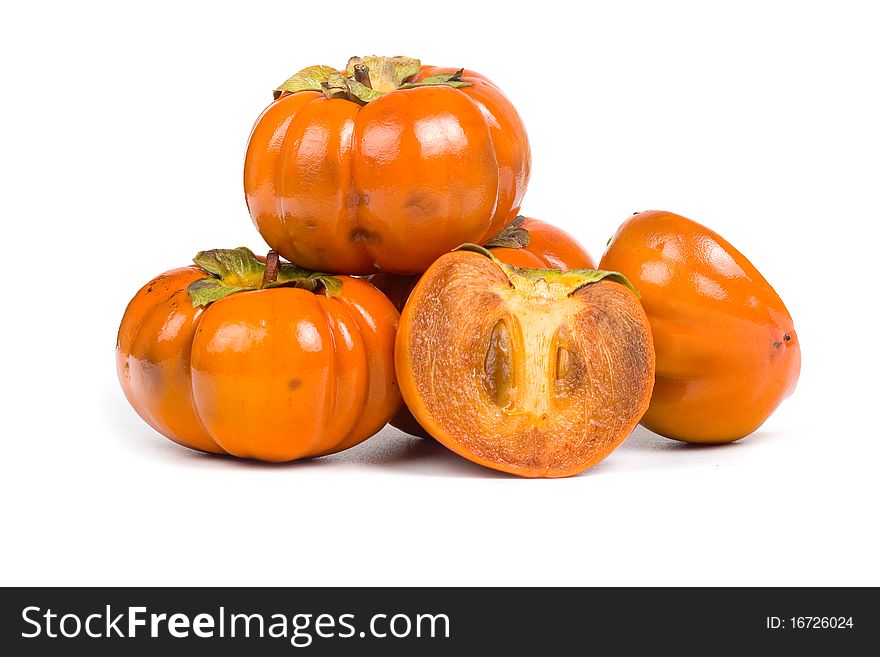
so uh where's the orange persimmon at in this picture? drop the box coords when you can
[395,246,655,478]
[244,55,530,275]
[600,211,800,443]
[116,248,400,461]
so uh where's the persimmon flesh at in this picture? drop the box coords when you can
[395,248,655,478]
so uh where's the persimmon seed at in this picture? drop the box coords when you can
[484,318,514,407]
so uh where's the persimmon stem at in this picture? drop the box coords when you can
[352,64,372,88]
[261,251,280,289]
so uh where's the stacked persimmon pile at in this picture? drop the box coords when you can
[117,56,800,477]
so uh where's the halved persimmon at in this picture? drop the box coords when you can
[374,215,597,439]
[395,246,655,478]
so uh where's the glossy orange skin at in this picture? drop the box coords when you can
[244,66,531,275]
[374,217,595,438]
[600,211,800,443]
[489,217,596,270]
[116,268,400,461]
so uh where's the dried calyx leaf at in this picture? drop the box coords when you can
[455,243,639,299]
[399,68,472,90]
[273,56,472,105]
[273,65,340,100]
[320,72,384,103]
[345,56,421,92]
[188,247,342,307]
[484,216,531,249]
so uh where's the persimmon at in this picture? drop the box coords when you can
[244,55,530,275]
[116,248,400,461]
[372,216,596,438]
[600,210,800,443]
[395,246,655,478]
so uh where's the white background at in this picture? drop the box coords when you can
[2,1,878,586]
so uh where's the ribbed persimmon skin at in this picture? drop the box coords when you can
[244,66,530,275]
[116,266,220,453]
[117,272,400,461]
[600,210,800,443]
[395,251,655,478]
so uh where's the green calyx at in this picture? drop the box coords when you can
[273,56,472,104]
[455,243,639,300]
[187,247,342,308]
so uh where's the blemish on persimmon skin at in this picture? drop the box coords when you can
[288,378,302,390]
[350,228,379,244]
[773,334,793,349]
[144,274,167,295]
